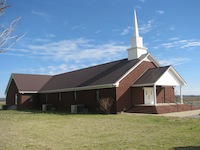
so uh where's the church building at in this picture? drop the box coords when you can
[6,10,192,114]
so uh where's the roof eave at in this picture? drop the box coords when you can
[168,66,187,86]
[132,83,154,87]
[39,83,117,93]
[19,91,38,94]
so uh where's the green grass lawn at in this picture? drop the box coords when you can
[0,110,199,150]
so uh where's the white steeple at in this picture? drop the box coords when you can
[127,9,147,60]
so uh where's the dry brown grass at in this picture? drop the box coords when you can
[0,110,200,150]
[183,96,200,107]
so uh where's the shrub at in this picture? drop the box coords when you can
[99,97,113,114]
[2,105,8,110]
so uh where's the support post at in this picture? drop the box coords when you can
[154,84,157,106]
[180,86,183,104]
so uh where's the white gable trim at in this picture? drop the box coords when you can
[132,66,186,87]
[146,54,160,67]
[114,53,160,86]
[4,74,18,95]
[155,66,186,86]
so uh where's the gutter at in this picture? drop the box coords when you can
[39,83,117,94]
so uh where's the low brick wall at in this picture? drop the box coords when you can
[128,104,199,114]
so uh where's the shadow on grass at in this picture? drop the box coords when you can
[16,109,114,116]
[17,109,84,115]
[172,146,200,150]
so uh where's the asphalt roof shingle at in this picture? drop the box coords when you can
[40,58,140,92]
[12,74,52,92]
[133,66,170,85]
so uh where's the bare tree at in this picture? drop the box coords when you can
[99,97,114,114]
[0,0,25,53]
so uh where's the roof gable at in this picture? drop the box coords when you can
[133,66,186,86]
[114,53,160,85]
[134,66,169,85]
[155,67,186,86]
[5,74,52,94]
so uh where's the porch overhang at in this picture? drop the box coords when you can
[132,66,186,87]
[132,66,187,104]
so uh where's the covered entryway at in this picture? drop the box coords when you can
[132,66,187,106]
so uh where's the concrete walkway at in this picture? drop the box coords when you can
[157,110,200,118]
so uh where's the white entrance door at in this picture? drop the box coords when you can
[144,88,154,105]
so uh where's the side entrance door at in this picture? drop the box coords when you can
[144,88,154,105]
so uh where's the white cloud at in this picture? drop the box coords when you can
[31,11,50,18]
[35,38,50,42]
[159,57,190,66]
[139,20,154,34]
[156,10,164,15]
[138,0,145,3]
[168,37,180,41]
[94,30,102,34]
[47,64,81,75]
[9,38,128,75]
[71,24,86,30]
[154,38,200,50]
[45,33,56,38]
[168,26,175,31]
[121,26,132,35]
[33,33,56,43]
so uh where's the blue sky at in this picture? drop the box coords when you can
[1,0,200,97]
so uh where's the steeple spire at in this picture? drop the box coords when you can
[134,9,139,37]
[127,9,148,60]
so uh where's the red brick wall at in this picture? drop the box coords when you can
[37,92,74,112]
[157,87,164,103]
[18,94,31,109]
[46,93,60,109]
[6,79,18,106]
[116,61,156,112]
[75,88,116,113]
[131,87,144,105]
[60,92,74,112]
[36,88,116,113]
[76,90,97,112]
[157,86,175,103]
[165,87,175,103]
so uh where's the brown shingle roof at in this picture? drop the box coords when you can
[40,58,140,92]
[12,74,52,92]
[133,66,170,85]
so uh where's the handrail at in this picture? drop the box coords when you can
[162,97,178,112]
[183,99,193,110]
